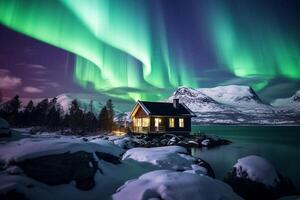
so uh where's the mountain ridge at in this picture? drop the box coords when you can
[168,85,299,125]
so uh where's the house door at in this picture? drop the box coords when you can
[154,118,162,131]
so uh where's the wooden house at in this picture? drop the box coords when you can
[130,99,196,135]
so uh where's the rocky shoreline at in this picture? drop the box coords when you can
[0,130,299,200]
[99,133,232,149]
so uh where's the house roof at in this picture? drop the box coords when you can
[130,100,196,117]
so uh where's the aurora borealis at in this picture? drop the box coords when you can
[0,0,300,102]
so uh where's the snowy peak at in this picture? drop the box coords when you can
[172,86,218,104]
[169,86,224,112]
[171,85,266,109]
[272,90,300,107]
[197,85,264,107]
[292,90,300,102]
[173,86,199,97]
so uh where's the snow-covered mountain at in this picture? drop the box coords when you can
[270,90,300,122]
[168,85,298,125]
[272,90,300,108]
[198,85,265,107]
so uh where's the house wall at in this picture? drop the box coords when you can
[134,106,147,118]
[131,104,192,135]
[132,106,149,134]
[149,116,191,134]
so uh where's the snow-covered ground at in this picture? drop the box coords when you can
[0,129,299,199]
[0,129,237,200]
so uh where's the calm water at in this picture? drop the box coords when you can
[191,125,300,190]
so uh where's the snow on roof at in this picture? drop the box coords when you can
[112,170,242,200]
[234,155,279,187]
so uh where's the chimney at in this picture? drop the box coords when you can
[173,98,179,109]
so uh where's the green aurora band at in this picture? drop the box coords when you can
[207,1,300,90]
[0,0,299,100]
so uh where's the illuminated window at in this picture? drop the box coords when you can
[154,118,161,127]
[137,118,142,127]
[169,118,175,128]
[179,118,184,127]
[142,118,149,127]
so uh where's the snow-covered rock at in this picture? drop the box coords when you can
[122,146,215,177]
[0,137,124,164]
[122,146,191,170]
[224,155,299,200]
[112,170,242,200]
[233,155,279,187]
[113,137,138,149]
[0,134,157,199]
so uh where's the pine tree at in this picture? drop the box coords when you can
[69,99,84,133]
[4,95,21,125]
[9,95,21,114]
[34,99,49,126]
[46,98,61,131]
[83,111,97,132]
[106,99,115,132]
[23,100,35,126]
[98,106,109,132]
[88,100,93,113]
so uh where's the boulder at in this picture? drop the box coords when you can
[16,151,98,190]
[95,152,121,164]
[112,170,242,200]
[0,189,27,200]
[0,117,11,138]
[224,155,299,200]
[122,146,215,178]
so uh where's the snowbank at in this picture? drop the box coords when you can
[122,146,194,170]
[112,170,242,200]
[0,137,124,164]
[0,134,156,200]
[122,146,215,177]
[233,155,279,187]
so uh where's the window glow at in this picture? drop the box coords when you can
[169,118,175,128]
[155,118,161,127]
[179,118,184,127]
[137,118,142,127]
[142,118,149,127]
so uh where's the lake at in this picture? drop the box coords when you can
[191,125,300,190]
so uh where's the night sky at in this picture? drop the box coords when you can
[0,0,300,104]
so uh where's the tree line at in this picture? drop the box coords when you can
[0,94,115,135]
